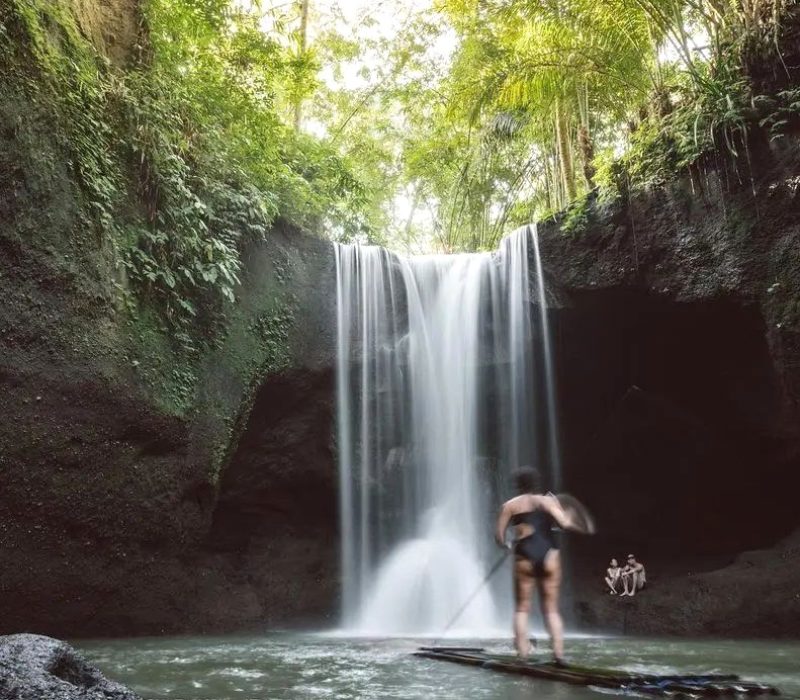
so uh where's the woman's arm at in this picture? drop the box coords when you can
[495,502,513,548]
[543,494,574,530]
[545,493,597,534]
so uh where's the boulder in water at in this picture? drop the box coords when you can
[0,634,140,700]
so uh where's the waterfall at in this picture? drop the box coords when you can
[335,225,560,635]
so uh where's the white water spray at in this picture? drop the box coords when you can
[335,226,559,635]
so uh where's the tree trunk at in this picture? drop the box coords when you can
[577,124,596,188]
[294,0,310,131]
[401,185,421,250]
[555,100,576,201]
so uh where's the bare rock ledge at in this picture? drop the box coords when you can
[0,634,139,700]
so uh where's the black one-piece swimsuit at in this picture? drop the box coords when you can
[510,509,559,577]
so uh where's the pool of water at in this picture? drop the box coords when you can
[77,634,800,700]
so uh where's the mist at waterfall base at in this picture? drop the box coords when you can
[335,226,560,637]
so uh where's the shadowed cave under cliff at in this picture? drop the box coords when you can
[555,292,798,579]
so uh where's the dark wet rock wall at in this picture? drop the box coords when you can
[535,137,800,636]
[1,0,798,638]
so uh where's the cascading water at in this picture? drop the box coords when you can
[335,225,560,635]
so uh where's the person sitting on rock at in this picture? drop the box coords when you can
[605,558,622,594]
[621,554,646,596]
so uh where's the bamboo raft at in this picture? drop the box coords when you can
[414,647,782,697]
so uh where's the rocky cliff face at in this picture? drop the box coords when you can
[1,0,798,640]
[4,113,800,637]
[0,204,338,637]
[0,0,346,637]
[536,135,800,636]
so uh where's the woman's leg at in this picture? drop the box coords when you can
[605,576,617,594]
[537,550,564,661]
[513,557,535,657]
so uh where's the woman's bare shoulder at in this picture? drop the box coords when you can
[502,494,529,512]
[504,493,543,512]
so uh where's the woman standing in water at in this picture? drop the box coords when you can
[494,466,592,664]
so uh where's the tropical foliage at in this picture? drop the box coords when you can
[430,0,795,248]
[2,0,797,270]
[299,0,796,252]
[0,0,366,337]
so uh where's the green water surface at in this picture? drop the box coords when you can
[77,634,800,700]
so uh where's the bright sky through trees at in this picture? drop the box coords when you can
[243,0,790,253]
[247,0,454,251]
[271,0,458,252]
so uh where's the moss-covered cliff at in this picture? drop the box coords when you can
[0,0,339,635]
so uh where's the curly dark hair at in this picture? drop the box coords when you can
[513,466,543,494]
